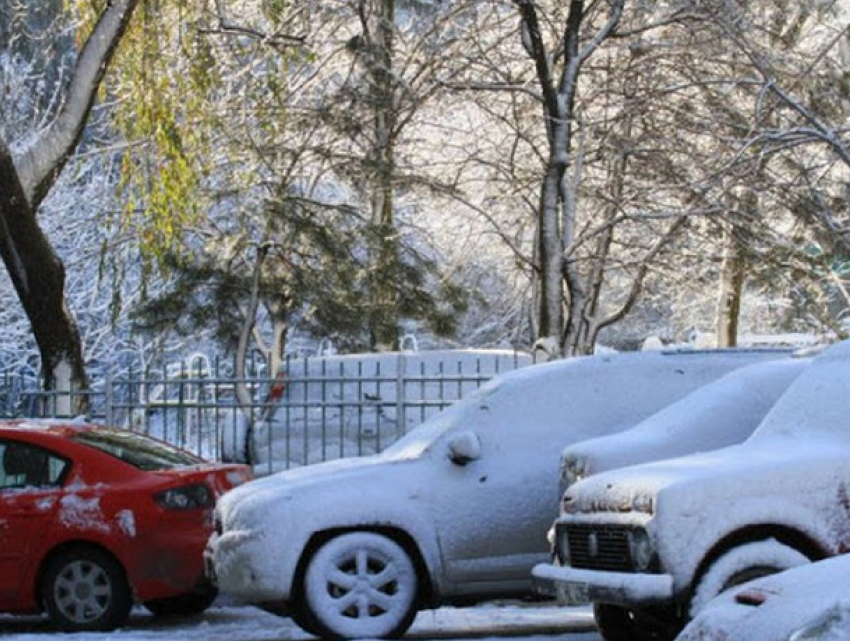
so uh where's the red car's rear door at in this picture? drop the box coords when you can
[0,440,69,601]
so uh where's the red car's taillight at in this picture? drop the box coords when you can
[154,483,214,510]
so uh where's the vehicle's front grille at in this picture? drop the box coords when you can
[561,523,635,572]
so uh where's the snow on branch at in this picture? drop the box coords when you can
[15,0,139,208]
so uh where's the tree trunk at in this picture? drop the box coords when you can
[0,0,140,409]
[366,0,400,352]
[715,227,745,348]
[516,0,624,358]
[0,142,87,414]
[517,0,582,351]
[563,115,628,357]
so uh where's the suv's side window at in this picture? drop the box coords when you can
[0,440,69,489]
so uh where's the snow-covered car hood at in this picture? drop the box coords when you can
[218,452,421,528]
[561,435,846,517]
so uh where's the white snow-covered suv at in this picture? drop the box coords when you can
[533,341,850,641]
[205,348,785,639]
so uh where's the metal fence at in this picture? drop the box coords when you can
[0,350,532,475]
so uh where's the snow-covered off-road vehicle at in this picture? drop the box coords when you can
[533,340,850,641]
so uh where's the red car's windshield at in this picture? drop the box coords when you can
[72,428,204,471]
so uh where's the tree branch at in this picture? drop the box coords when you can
[597,216,687,331]
[16,0,141,208]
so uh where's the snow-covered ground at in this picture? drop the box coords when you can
[0,602,599,640]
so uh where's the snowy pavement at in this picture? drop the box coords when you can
[0,602,599,640]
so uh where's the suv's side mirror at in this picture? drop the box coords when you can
[447,431,481,466]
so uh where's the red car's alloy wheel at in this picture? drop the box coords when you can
[41,548,132,632]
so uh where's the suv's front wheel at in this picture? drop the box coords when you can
[298,532,419,639]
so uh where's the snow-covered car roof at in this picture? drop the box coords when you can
[558,356,808,481]
[381,347,792,462]
[748,338,850,442]
[678,554,850,641]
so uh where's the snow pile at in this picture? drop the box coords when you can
[0,602,597,640]
[116,509,137,538]
[749,339,850,441]
[58,493,109,534]
[687,539,809,615]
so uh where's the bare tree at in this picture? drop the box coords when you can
[690,0,850,342]
[455,1,694,356]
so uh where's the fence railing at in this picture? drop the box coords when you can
[0,350,532,475]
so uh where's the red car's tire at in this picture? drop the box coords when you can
[41,547,132,632]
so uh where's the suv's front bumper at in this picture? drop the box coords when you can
[532,562,674,606]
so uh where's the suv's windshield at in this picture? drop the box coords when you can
[73,428,204,471]
[382,384,495,460]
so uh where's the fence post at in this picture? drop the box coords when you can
[105,369,113,426]
[396,352,405,438]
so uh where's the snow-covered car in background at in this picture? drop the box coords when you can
[0,420,252,632]
[557,355,809,494]
[532,340,850,641]
[677,553,850,641]
[206,348,788,639]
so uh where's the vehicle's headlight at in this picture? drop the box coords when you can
[155,483,214,510]
[627,529,653,572]
[559,455,589,497]
[632,493,654,514]
[554,525,571,566]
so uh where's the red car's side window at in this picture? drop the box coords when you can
[0,441,70,489]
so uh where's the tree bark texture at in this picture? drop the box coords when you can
[715,227,745,348]
[364,0,402,351]
[0,142,87,409]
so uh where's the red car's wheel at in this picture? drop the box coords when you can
[41,547,132,632]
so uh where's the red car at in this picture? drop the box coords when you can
[0,419,252,631]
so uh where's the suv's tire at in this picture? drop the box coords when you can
[41,547,132,632]
[594,603,681,641]
[690,539,810,616]
[300,532,419,639]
